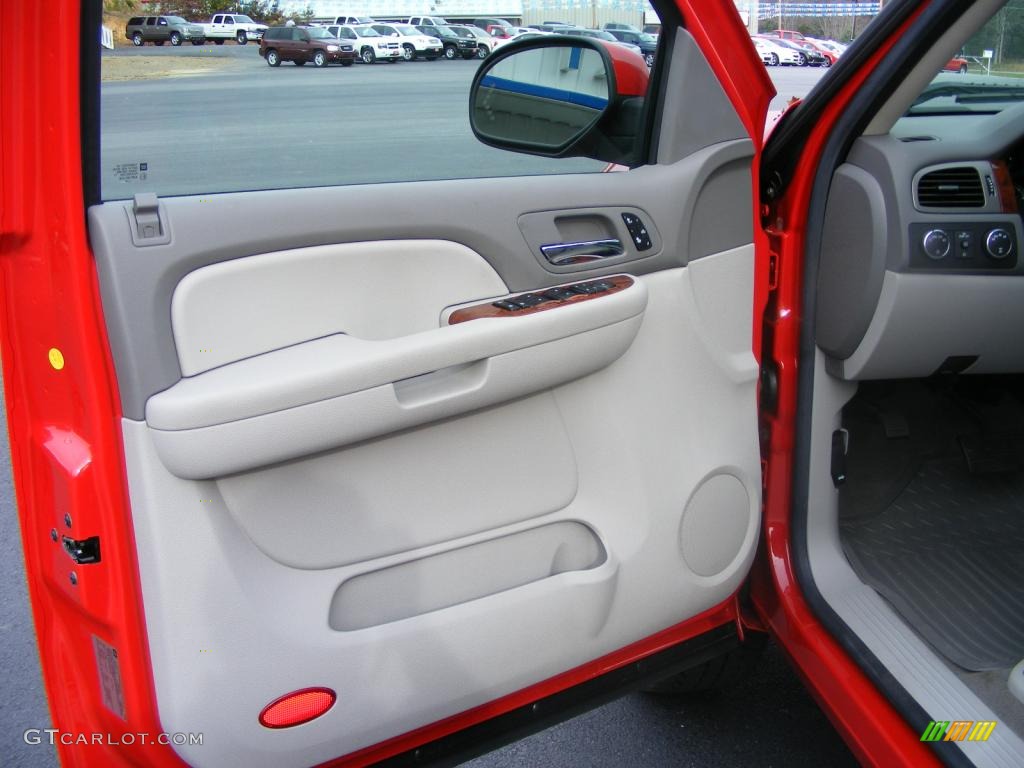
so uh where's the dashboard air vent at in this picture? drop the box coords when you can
[917,167,985,208]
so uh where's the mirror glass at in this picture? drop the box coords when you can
[471,45,610,150]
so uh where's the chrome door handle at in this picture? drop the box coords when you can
[540,238,624,266]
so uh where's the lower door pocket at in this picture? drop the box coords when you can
[329,520,606,630]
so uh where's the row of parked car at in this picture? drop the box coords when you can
[752,28,972,72]
[752,30,847,68]
[257,18,660,69]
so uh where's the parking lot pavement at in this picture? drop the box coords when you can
[467,639,857,768]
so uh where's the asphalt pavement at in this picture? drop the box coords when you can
[0,51,847,767]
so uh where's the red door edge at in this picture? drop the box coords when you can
[1,2,185,766]
[748,1,943,765]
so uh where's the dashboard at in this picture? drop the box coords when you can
[816,100,1024,380]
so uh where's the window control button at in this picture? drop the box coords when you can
[492,300,521,311]
[512,294,547,308]
[543,288,577,301]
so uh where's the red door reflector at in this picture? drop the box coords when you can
[259,687,336,728]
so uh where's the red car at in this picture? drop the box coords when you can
[801,39,838,65]
[945,55,970,72]
[3,2,1022,767]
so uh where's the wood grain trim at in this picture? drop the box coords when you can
[992,160,1018,213]
[448,275,635,325]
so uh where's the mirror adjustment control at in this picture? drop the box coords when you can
[621,213,653,251]
[922,229,950,260]
[985,228,1013,259]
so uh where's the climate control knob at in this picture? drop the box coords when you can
[922,229,951,260]
[985,228,1013,259]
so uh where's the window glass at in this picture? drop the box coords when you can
[99,6,663,200]
[902,5,1024,120]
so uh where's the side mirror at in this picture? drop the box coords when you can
[469,38,649,166]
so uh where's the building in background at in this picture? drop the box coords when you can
[275,0,657,29]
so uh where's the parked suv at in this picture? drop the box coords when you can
[329,25,403,64]
[259,26,356,68]
[371,23,443,61]
[125,16,206,47]
[324,15,376,25]
[415,24,478,60]
[605,28,658,67]
[448,24,498,58]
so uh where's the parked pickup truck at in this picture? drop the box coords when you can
[408,16,449,27]
[199,12,268,45]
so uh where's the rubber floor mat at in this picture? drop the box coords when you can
[841,457,1024,671]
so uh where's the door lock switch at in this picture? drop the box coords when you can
[621,212,653,251]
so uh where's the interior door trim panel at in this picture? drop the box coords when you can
[88,139,755,420]
[119,259,762,767]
